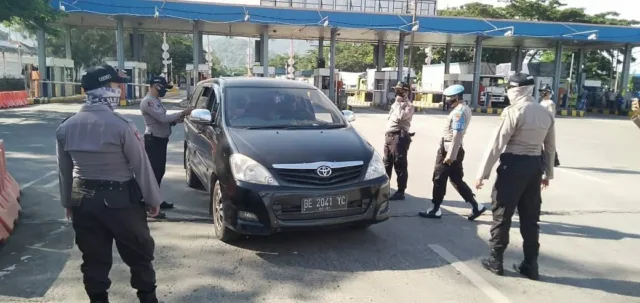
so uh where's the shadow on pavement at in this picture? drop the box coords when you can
[560,166,640,175]
[539,275,640,298]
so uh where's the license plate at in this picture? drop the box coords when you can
[301,195,348,213]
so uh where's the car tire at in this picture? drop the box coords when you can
[211,180,240,242]
[185,146,204,189]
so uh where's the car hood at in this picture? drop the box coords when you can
[227,127,373,166]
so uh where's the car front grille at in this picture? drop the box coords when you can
[273,198,371,221]
[274,165,364,186]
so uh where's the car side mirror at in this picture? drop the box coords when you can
[342,110,356,122]
[190,109,213,125]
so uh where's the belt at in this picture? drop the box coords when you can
[144,134,169,141]
[74,178,134,192]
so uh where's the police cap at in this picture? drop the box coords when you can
[507,72,535,89]
[81,65,128,91]
[538,84,552,92]
[149,76,174,89]
[394,81,410,91]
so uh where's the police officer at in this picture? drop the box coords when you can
[539,85,560,167]
[475,72,556,280]
[140,76,193,216]
[419,84,486,220]
[384,82,415,201]
[57,65,163,303]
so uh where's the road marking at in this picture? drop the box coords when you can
[429,244,511,303]
[20,171,56,190]
[557,167,613,185]
[44,179,58,188]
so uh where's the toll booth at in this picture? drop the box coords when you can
[313,68,341,103]
[371,70,399,106]
[251,66,275,78]
[186,63,211,97]
[106,61,148,100]
[43,57,74,97]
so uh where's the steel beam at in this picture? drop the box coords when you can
[444,43,451,74]
[397,33,405,83]
[329,27,337,102]
[116,17,125,71]
[620,44,632,95]
[471,36,483,108]
[553,41,563,107]
[261,26,269,77]
[36,28,47,97]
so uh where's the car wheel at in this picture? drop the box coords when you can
[211,180,240,242]
[185,147,203,189]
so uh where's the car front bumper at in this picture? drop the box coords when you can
[220,177,391,235]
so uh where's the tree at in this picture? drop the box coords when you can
[1,0,62,35]
[47,28,115,79]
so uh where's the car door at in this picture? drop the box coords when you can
[186,84,213,182]
[199,84,222,184]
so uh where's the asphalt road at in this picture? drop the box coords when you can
[0,99,639,303]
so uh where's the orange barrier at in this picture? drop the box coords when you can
[0,91,29,109]
[0,139,21,243]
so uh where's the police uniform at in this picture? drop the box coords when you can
[140,77,185,210]
[539,85,560,167]
[419,84,485,220]
[383,82,415,200]
[57,65,162,303]
[476,73,556,280]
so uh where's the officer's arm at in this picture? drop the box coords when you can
[56,130,73,208]
[398,102,415,122]
[141,99,183,123]
[476,110,517,180]
[542,120,556,180]
[122,122,163,207]
[446,112,465,161]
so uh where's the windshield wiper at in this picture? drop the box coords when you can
[242,124,345,130]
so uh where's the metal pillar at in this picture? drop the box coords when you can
[444,43,451,74]
[132,28,140,61]
[515,46,523,72]
[471,36,483,108]
[36,28,47,97]
[318,37,324,67]
[190,20,201,97]
[116,17,125,71]
[375,38,385,72]
[620,44,632,95]
[329,27,337,102]
[64,26,72,60]
[552,41,563,106]
[397,33,406,83]
[405,0,418,83]
[261,26,269,77]
[197,32,204,63]
[576,49,585,98]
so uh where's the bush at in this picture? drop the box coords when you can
[0,77,26,92]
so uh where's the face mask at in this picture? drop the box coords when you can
[157,86,167,98]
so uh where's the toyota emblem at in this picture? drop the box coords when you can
[316,165,332,177]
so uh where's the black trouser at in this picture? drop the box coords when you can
[383,131,411,193]
[431,141,475,206]
[554,152,560,166]
[489,153,543,260]
[69,179,156,301]
[144,134,169,186]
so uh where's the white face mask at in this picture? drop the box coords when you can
[507,85,534,104]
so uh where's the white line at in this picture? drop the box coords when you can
[20,171,57,190]
[429,244,511,303]
[557,168,613,185]
[44,179,58,188]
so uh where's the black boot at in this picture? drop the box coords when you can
[481,249,504,276]
[418,205,442,219]
[88,292,109,303]
[137,290,159,303]
[514,250,539,280]
[160,201,174,209]
[389,191,405,201]
[467,203,487,221]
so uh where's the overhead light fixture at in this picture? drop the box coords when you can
[411,21,420,32]
[561,29,598,40]
[588,33,598,40]
[59,2,66,12]
[318,16,329,27]
[504,30,513,37]
[244,12,250,22]
[154,7,160,19]
[482,26,515,37]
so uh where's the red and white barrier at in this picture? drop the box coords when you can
[0,91,29,109]
[0,139,21,243]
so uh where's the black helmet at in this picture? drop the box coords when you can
[394,81,410,91]
[539,84,552,92]
[507,72,535,89]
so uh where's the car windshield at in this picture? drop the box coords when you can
[224,86,346,129]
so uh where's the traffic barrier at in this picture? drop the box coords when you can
[0,139,21,243]
[0,91,29,109]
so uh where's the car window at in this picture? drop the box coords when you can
[224,87,346,129]
[190,85,203,107]
[195,86,212,109]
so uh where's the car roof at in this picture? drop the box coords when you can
[216,77,316,89]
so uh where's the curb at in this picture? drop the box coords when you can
[473,107,586,117]
[586,108,632,117]
[29,95,85,105]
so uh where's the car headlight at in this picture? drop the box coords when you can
[364,151,386,180]
[229,154,279,185]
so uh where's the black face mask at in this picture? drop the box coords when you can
[157,86,167,98]
[445,96,458,105]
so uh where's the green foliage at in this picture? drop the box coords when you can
[0,0,62,35]
[0,77,26,92]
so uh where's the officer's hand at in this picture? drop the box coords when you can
[541,179,550,190]
[147,205,160,217]
[475,179,484,190]
[182,107,194,116]
[65,208,72,221]
[443,158,453,165]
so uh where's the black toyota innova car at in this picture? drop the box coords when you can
[183,77,390,242]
